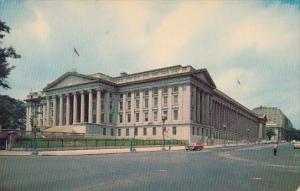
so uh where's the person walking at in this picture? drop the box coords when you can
[273,142,278,156]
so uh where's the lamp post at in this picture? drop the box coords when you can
[29,95,41,155]
[162,114,167,151]
[223,125,226,146]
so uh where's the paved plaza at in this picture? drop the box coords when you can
[0,143,299,191]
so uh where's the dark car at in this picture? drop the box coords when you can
[185,143,204,151]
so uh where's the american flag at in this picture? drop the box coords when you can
[73,48,79,56]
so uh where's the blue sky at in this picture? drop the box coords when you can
[0,0,299,129]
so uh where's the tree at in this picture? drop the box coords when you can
[0,95,26,130]
[284,127,300,141]
[0,20,21,89]
[266,128,276,140]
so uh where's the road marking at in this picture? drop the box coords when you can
[159,169,168,172]
[252,177,262,180]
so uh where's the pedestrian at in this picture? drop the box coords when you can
[273,142,278,156]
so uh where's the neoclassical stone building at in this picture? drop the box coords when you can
[26,65,266,143]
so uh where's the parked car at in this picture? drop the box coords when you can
[185,143,204,151]
[293,142,300,149]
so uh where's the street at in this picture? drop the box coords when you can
[0,143,299,191]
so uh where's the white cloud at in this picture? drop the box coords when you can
[27,9,50,43]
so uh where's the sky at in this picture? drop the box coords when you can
[0,0,299,129]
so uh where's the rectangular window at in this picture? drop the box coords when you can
[144,90,149,96]
[152,127,156,135]
[163,110,168,119]
[153,111,158,121]
[127,92,131,98]
[110,128,114,136]
[119,114,123,123]
[109,114,113,123]
[127,113,131,123]
[126,128,129,136]
[101,113,104,123]
[103,127,106,136]
[163,87,168,94]
[153,88,158,95]
[197,127,200,135]
[163,96,168,106]
[120,93,123,99]
[135,91,139,98]
[118,128,121,136]
[110,101,113,110]
[192,126,195,135]
[144,112,148,122]
[173,95,178,105]
[201,128,204,136]
[101,100,104,111]
[134,128,138,136]
[135,100,139,109]
[173,86,178,93]
[173,110,178,120]
[153,97,158,108]
[143,128,147,136]
[144,98,148,108]
[127,101,131,110]
[135,113,139,122]
[172,126,177,135]
[109,93,112,98]
[119,101,123,111]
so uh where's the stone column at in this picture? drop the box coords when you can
[59,95,63,126]
[66,94,70,126]
[105,91,109,123]
[46,97,50,126]
[42,104,46,126]
[73,93,78,124]
[52,96,57,126]
[168,86,172,121]
[96,90,101,124]
[157,89,162,122]
[178,86,183,121]
[88,90,93,123]
[80,91,85,123]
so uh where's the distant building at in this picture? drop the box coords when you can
[253,106,293,141]
[25,65,266,143]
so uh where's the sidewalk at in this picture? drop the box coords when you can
[0,146,186,156]
[0,143,253,156]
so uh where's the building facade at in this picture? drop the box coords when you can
[26,65,266,143]
[253,106,293,141]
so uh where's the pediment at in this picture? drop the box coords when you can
[193,69,216,89]
[44,72,97,90]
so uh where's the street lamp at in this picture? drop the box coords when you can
[162,114,167,151]
[29,94,42,155]
[223,125,226,146]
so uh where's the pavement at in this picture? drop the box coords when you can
[0,143,250,156]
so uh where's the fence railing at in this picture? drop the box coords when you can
[11,137,188,151]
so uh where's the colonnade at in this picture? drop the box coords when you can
[43,89,110,127]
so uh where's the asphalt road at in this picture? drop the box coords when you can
[0,143,299,191]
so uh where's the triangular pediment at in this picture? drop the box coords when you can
[193,69,216,89]
[43,72,98,91]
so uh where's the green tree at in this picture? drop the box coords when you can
[0,20,21,89]
[266,128,276,140]
[0,95,26,129]
[284,127,300,141]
